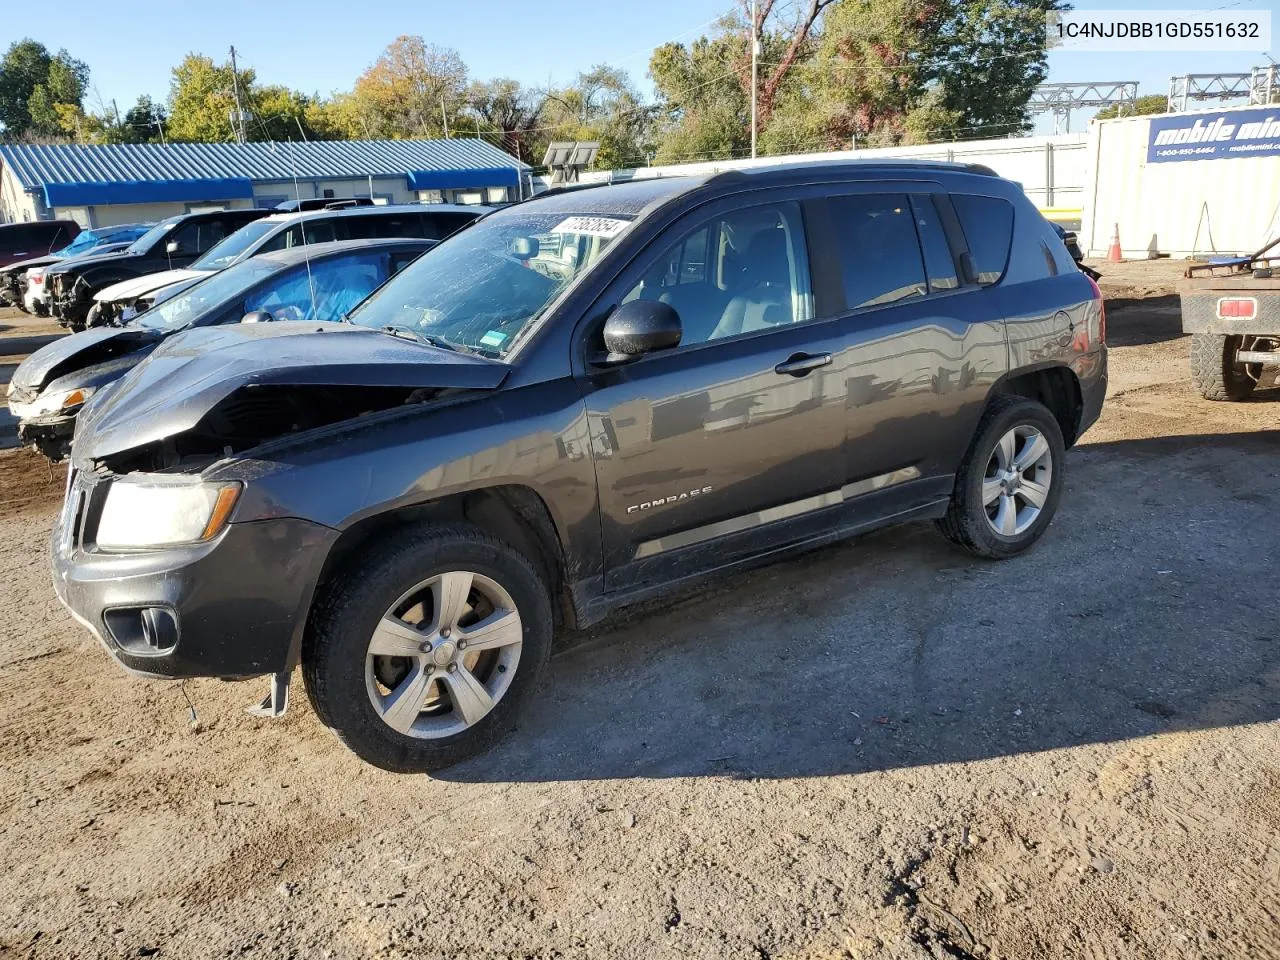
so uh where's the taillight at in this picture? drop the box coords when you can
[1086,274,1106,344]
[1217,297,1257,319]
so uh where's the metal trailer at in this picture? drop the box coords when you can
[1179,237,1280,400]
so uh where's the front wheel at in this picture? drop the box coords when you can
[937,396,1066,559]
[303,524,553,773]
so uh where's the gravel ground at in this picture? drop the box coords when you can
[0,261,1277,959]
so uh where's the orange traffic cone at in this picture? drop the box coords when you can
[1107,223,1123,262]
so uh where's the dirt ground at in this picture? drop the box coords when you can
[0,260,1277,959]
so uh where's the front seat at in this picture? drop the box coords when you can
[710,228,793,340]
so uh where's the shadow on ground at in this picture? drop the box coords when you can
[1105,295,1184,347]
[441,430,1280,783]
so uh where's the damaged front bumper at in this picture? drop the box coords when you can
[51,479,339,679]
[17,414,75,461]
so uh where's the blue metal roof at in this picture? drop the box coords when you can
[0,139,527,206]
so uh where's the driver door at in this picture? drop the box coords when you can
[576,196,849,590]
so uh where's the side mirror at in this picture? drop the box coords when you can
[240,310,272,324]
[600,300,682,365]
[165,241,180,255]
[508,236,539,259]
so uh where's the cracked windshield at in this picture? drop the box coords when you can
[347,212,632,357]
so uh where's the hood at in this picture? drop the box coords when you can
[95,268,209,303]
[46,247,136,276]
[2,254,61,276]
[11,326,162,392]
[75,321,510,460]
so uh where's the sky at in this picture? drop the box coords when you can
[3,0,1278,140]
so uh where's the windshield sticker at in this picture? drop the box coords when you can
[552,216,630,239]
[479,330,508,348]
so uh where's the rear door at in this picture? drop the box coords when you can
[818,188,1008,507]
[576,193,850,589]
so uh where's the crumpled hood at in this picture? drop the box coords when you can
[11,327,162,392]
[1,253,61,277]
[74,321,510,460]
[95,268,209,303]
[45,247,134,277]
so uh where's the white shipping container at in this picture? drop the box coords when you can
[1081,104,1280,259]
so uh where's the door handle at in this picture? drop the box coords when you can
[774,352,832,377]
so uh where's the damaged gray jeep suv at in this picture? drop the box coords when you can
[53,163,1107,772]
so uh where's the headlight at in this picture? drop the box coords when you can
[8,385,95,418]
[96,479,242,550]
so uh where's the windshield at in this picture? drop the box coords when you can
[133,258,280,331]
[125,220,178,255]
[347,211,631,357]
[192,219,280,270]
[56,232,105,257]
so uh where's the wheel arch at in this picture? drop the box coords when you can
[293,484,575,669]
[989,363,1083,447]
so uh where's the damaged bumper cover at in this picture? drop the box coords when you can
[52,501,338,679]
[17,414,75,460]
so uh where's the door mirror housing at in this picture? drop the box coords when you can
[600,300,682,365]
[240,310,272,324]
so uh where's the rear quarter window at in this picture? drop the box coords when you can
[951,194,1014,286]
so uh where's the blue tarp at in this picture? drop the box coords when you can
[406,166,520,190]
[42,177,255,208]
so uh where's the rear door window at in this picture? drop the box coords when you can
[829,194,927,310]
[951,194,1014,286]
[909,197,959,293]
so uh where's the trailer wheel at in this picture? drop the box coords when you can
[1190,334,1257,402]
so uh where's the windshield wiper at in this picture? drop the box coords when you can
[379,325,467,354]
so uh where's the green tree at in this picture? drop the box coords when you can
[168,53,326,142]
[0,40,88,138]
[649,33,751,162]
[1094,93,1168,121]
[122,95,168,143]
[926,0,1067,137]
[541,65,653,168]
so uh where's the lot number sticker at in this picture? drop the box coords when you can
[553,216,630,238]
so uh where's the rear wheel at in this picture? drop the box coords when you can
[937,395,1066,559]
[303,524,553,773]
[1190,333,1257,401]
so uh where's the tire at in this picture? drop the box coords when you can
[936,395,1066,559]
[303,523,553,773]
[1190,333,1256,401]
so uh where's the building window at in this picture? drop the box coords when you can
[486,187,509,204]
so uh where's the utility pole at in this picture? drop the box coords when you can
[442,96,450,138]
[229,45,246,143]
[750,0,759,159]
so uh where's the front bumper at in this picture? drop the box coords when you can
[52,502,339,679]
[17,414,75,460]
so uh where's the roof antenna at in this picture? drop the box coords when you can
[283,138,317,321]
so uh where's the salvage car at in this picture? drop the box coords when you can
[9,238,432,460]
[45,209,272,330]
[51,163,1106,772]
[0,219,80,269]
[88,203,485,327]
[1,223,152,309]
[1181,236,1280,401]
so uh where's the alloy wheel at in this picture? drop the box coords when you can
[982,424,1053,537]
[364,571,523,739]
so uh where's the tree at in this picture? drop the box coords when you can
[168,53,325,142]
[1094,93,1168,121]
[926,0,1067,137]
[649,32,752,162]
[465,78,544,163]
[337,36,469,139]
[541,65,653,168]
[0,40,88,138]
[122,95,168,143]
[167,53,242,141]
